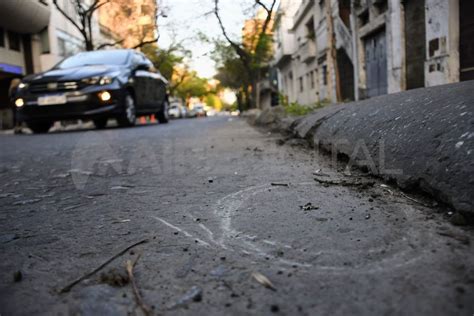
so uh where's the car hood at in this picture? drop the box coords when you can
[23,65,125,83]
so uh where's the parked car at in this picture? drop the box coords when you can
[206,108,217,117]
[186,107,198,118]
[192,104,207,117]
[168,102,187,119]
[14,49,169,133]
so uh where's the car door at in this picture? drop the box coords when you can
[131,53,150,112]
[140,54,158,113]
[142,56,167,112]
[152,72,167,112]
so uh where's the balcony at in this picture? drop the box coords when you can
[300,40,317,64]
[0,0,51,34]
[316,20,328,57]
[292,0,316,29]
[273,36,295,67]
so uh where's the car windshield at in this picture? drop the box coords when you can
[55,50,129,69]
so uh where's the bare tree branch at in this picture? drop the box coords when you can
[255,0,271,14]
[90,0,110,12]
[132,35,160,49]
[213,0,277,109]
[213,0,249,62]
[170,68,189,93]
[96,39,125,50]
[257,0,276,39]
[52,0,84,33]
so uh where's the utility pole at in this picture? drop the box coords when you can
[326,0,342,102]
[350,0,360,101]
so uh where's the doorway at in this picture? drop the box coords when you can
[405,0,426,89]
[460,0,474,81]
[364,29,388,98]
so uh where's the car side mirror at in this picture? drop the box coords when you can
[135,63,149,71]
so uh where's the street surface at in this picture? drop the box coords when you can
[0,117,473,315]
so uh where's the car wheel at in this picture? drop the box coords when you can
[157,99,169,124]
[117,93,136,127]
[27,121,53,134]
[93,118,108,129]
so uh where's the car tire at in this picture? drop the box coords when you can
[27,121,53,134]
[93,118,108,129]
[117,93,136,127]
[157,99,169,124]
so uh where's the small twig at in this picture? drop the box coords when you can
[314,177,374,188]
[59,239,148,293]
[398,191,431,207]
[132,253,142,268]
[127,257,152,316]
[271,182,289,187]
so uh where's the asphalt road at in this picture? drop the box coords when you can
[0,116,473,315]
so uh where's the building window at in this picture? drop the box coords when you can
[8,31,21,51]
[299,77,304,92]
[306,17,316,41]
[310,71,316,89]
[57,30,84,57]
[40,29,50,54]
[124,7,132,17]
[58,37,66,57]
[141,4,151,13]
[0,27,4,47]
[322,65,328,85]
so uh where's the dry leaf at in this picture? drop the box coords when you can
[252,271,276,291]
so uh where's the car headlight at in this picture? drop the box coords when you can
[82,76,115,85]
[99,76,114,85]
[18,82,28,90]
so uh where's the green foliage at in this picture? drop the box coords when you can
[283,102,316,116]
[212,41,250,91]
[280,94,330,116]
[141,43,191,81]
[222,102,238,112]
[175,71,208,101]
[205,94,223,111]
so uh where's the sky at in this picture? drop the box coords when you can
[158,0,257,79]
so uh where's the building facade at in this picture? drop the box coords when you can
[99,0,157,50]
[273,0,474,107]
[242,7,277,109]
[0,0,50,128]
[273,0,302,104]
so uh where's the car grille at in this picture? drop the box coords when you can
[28,81,86,94]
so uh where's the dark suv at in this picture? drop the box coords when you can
[14,49,169,133]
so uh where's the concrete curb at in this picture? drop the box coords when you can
[250,81,474,215]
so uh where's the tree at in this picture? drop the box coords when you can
[175,71,209,106]
[211,41,250,111]
[141,40,193,96]
[212,0,277,110]
[52,0,108,51]
[52,0,160,51]
[205,94,223,111]
[141,40,190,77]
